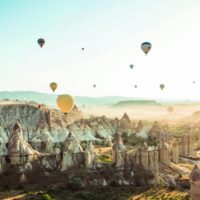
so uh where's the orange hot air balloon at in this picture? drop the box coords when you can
[167,107,174,114]
[50,82,57,92]
[160,84,165,90]
[38,38,45,48]
[57,94,74,114]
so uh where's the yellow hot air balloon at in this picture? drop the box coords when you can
[167,107,174,114]
[50,82,58,92]
[57,94,74,114]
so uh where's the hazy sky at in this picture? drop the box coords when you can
[1,0,200,99]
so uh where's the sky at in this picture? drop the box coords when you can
[1,0,200,99]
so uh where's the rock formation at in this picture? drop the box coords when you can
[85,141,98,168]
[190,165,200,200]
[188,135,196,157]
[8,122,39,164]
[180,135,188,156]
[180,135,196,157]
[127,144,159,185]
[149,121,161,138]
[140,143,148,169]
[171,139,179,164]
[0,102,82,147]
[105,135,113,147]
[136,120,143,133]
[118,113,134,131]
[61,132,84,171]
[148,146,159,185]
[158,133,171,165]
[112,132,126,167]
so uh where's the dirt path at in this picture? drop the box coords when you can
[0,193,27,200]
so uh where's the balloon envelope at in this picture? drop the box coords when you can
[160,84,165,90]
[141,42,151,55]
[38,38,45,48]
[57,94,74,114]
[50,82,57,92]
[130,64,134,69]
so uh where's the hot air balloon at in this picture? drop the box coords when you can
[134,85,137,88]
[57,94,74,114]
[193,81,196,84]
[167,107,174,114]
[130,64,134,69]
[38,38,45,48]
[141,42,151,55]
[82,47,84,51]
[50,82,57,92]
[93,84,96,88]
[160,84,165,90]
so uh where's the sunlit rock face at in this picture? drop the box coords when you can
[190,165,200,200]
[61,132,84,171]
[0,102,83,149]
[70,116,116,144]
[68,123,97,142]
[8,122,39,164]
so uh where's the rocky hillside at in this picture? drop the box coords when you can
[0,100,146,153]
[0,100,83,144]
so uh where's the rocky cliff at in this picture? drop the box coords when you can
[0,100,83,145]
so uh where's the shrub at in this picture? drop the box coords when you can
[98,154,112,163]
[41,193,54,200]
[68,177,84,191]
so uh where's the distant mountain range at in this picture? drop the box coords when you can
[0,91,198,107]
[0,91,148,106]
[113,100,160,107]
